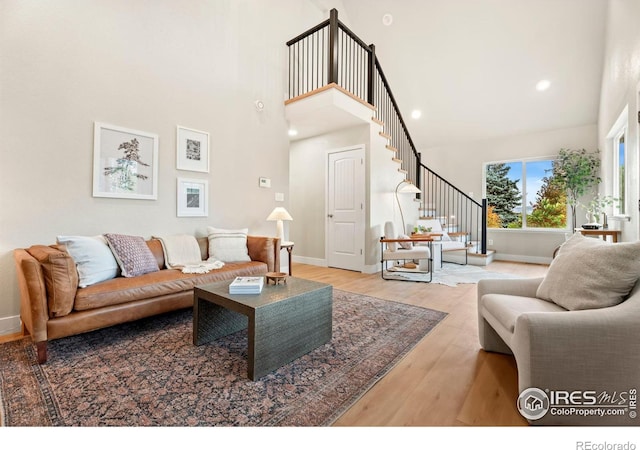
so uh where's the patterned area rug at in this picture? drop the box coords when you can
[385,262,520,286]
[0,290,446,426]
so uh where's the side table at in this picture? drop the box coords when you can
[575,228,621,243]
[281,241,294,275]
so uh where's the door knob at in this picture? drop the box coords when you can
[328,214,334,218]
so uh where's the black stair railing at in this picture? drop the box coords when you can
[419,163,488,254]
[286,8,487,255]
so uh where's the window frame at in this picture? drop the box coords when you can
[607,105,629,219]
[483,156,569,232]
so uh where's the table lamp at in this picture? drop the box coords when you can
[267,207,293,242]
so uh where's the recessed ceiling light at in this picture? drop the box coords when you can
[411,110,422,119]
[536,80,551,92]
[382,13,393,26]
[288,129,298,137]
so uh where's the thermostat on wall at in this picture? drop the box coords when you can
[259,177,271,188]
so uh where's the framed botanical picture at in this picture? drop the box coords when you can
[177,177,208,217]
[93,122,159,200]
[176,126,209,173]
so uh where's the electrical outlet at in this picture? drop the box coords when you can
[488,239,494,245]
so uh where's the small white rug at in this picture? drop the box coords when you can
[384,263,520,287]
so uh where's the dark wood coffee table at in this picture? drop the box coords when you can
[193,277,333,380]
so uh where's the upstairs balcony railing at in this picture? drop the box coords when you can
[286,9,487,254]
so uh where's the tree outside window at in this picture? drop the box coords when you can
[485,159,567,229]
[614,130,626,215]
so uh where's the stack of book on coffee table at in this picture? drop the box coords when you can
[229,276,264,294]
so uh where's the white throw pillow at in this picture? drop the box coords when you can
[207,227,251,262]
[398,234,413,249]
[536,233,640,310]
[56,235,119,288]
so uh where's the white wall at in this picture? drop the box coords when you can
[0,0,334,335]
[598,0,640,242]
[289,125,370,264]
[423,124,598,262]
[289,119,411,271]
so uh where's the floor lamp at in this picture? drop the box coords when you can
[395,180,422,234]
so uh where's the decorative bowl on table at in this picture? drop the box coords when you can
[265,272,288,285]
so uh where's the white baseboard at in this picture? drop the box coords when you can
[363,263,379,274]
[292,256,381,274]
[0,315,22,337]
[292,255,327,267]
[493,253,552,265]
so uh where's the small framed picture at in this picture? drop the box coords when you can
[177,178,208,217]
[176,126,209,173]
[93,122,159,200]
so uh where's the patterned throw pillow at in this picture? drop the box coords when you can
[103,233,159,278]
[206,227,251,262]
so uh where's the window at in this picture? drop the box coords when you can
[607,105,629,217]
[484,158,567,230]
[613,128,626,215]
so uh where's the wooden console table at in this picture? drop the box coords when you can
[575,228,621,243]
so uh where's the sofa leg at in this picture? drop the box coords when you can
[36,341,47,364]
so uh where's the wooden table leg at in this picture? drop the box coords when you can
[287,246,293,275]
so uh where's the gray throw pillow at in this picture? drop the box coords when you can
[103,233,159,278]
[536,233,640,310]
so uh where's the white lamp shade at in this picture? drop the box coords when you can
[267,207,293,221]
[397,182,422,194]
[267,207,292,242]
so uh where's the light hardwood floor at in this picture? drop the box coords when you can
[292,260,549,427]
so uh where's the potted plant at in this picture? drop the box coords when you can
[412,225,432,234]
[551,148,601,230]
[581,194,619,228]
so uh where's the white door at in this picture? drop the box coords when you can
[327,147,365,271]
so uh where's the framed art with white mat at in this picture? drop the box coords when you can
[177,178,208,217]
[176,126,209,173]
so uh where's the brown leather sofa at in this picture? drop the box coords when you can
[14,235,280,363]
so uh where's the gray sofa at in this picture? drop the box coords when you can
[477,234,640,426]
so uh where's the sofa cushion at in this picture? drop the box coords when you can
[73,262,268,311]
[104,233,160,278]
[207,227,251,262]
[56,235,119,288]
[482,294,566,333]
[27,245,78,318]
[537,233,640,310]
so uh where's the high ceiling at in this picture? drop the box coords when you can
[337,0,608,150]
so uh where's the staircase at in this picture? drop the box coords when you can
[286,9,488,258]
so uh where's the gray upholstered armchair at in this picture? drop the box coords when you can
[477,233,640,426]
